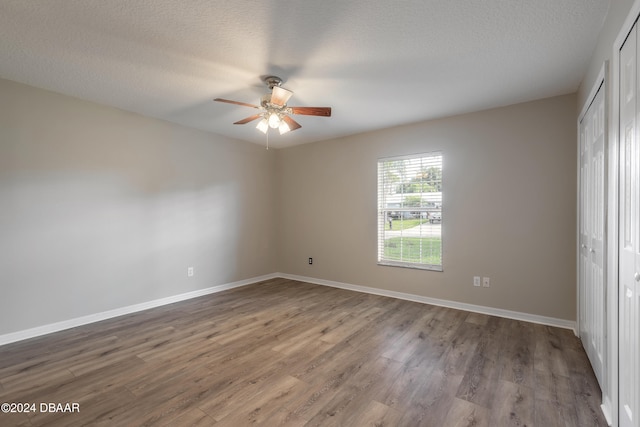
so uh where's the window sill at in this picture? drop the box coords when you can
[377,261,443,272]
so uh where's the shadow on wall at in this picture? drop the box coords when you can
[0,172,238,335]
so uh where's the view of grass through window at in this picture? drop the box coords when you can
[377,152,443,270]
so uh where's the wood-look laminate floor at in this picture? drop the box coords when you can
[0,278,607,426]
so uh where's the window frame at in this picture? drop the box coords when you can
[377,152,443,271]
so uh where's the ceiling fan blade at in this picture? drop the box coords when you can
[282,115,302,131]
[233,114,263,125]
[214,98,260,109]
[290,106,331,117]
[270,86,293,107]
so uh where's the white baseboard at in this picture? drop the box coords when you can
[278,273,577,333]
[0,273,279,346]
[600,397,613,426]
[600,404,612,426]
[0,272,577,347]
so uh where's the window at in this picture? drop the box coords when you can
[377,152,443,271]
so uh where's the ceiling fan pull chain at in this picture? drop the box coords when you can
[266,131,269,150]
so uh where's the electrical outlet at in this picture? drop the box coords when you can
[308,257,313,265]
[482,277,490,287]
[187,267,194,277]
[473,276,481,287]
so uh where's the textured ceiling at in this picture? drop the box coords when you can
[0,0,610,148]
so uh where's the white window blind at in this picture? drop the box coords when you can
[377,152,443,271]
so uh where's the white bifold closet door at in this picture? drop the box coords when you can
[578,77,606,389]
[619,22,640,427]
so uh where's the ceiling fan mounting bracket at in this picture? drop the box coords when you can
[263,76,283,90]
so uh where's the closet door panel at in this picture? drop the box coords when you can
[619,23,638,427]
[579,80,606,386]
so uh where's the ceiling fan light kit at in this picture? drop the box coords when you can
[256,118,269,133]
[214,75,331,141]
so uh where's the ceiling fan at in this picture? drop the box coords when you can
[214,76,331,135]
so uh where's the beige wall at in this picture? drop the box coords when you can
[0,75,578,336]
[0,78,276,335]
[277,94,577,320]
